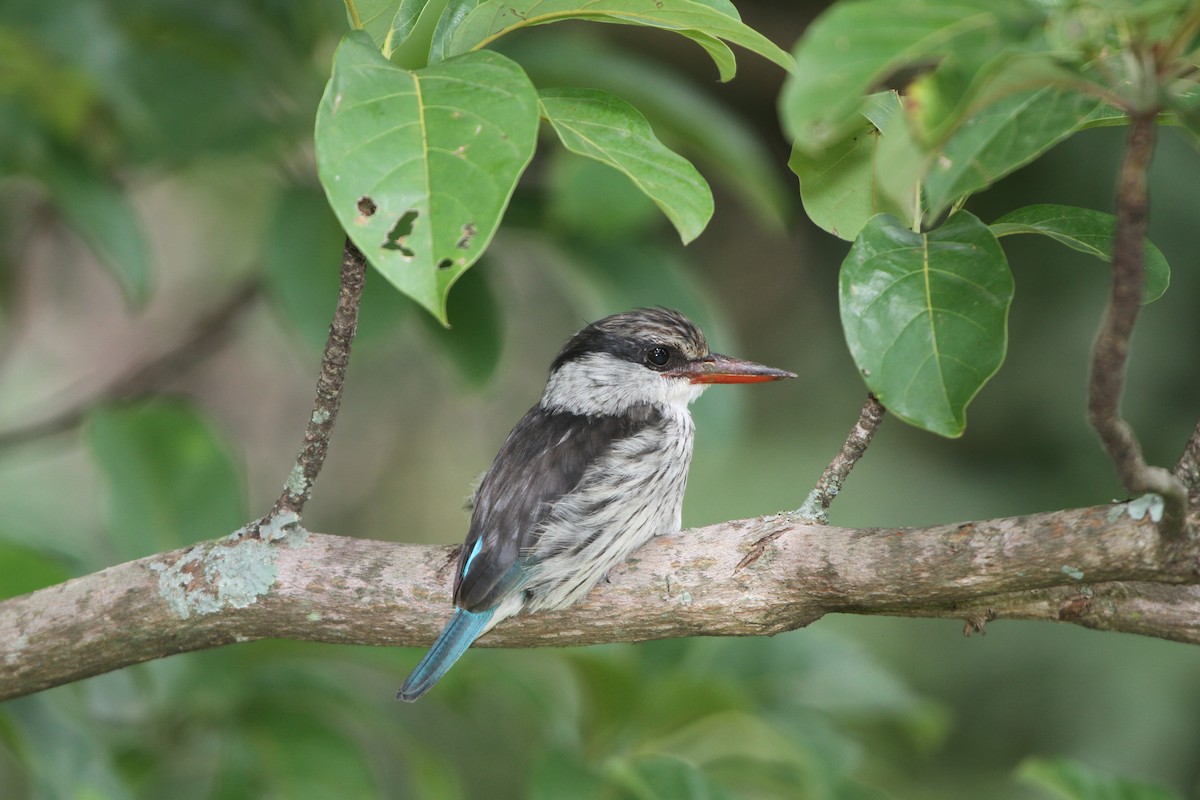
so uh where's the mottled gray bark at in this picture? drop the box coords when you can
[3,501,1197,701]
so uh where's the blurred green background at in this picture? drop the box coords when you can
[2,0,1199,797]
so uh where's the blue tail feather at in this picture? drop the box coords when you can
[397,607,494,702]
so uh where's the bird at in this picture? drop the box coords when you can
[398,307,795,701]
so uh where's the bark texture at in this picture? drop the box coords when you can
[3,501,1198,701]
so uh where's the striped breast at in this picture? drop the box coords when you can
[521,403,696,612]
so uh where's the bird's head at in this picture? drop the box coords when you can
[540,308,796,416]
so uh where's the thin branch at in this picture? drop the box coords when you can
[0,278,262,450]
[796,393,886,523]
[269,239,365,519]
[1087,111,1190,537]
[3,501,1197,700]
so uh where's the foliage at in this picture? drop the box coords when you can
[781,0,1198,436]
[1,0,1199,798]
[315,0,793,322]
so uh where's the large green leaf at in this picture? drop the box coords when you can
[87,399,246,561]
[315,32,539,323]
[505,32,790,226]
[920,85,1099,218]
[788,91,911,241]
[539,88,712,243]
[840,211,1013,437]
[442,0,794,78]
[991,204,1170,302]
[1015,756,1180,800]
[781,0,1026,152]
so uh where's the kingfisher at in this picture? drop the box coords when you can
[399,307,795,701]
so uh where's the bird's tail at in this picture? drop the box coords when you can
[397,607,494,702]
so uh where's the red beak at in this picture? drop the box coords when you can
[668,353,797,384]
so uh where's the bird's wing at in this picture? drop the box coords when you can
[454,404,661,611]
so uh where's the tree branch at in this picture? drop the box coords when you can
[3,502,1197,701]
[1088,111,1190,536]
[269,239,365,518]
[898,582,1200,643]
[796,393,885,522]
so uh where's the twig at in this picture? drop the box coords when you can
[1087,111,1190,537]
[795,393,886,523]
[0,278,262,450]
[269,239,365,519]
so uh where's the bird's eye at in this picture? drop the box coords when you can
[646,346,671,368]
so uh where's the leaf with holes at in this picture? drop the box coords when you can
[315,32,538,323]
[440,0,794,79]
[840,211,1013,438]
[991,204,1170,303]
[540,88,712,243]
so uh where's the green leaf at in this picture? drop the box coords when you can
[264,184,409,351]
[906,52,1076,147]
[1015,756,1180,800]
[40,158,152,308]
[429,0,485,64]
[355,0,405,48]
[991,204,1170,302]
[443,0,794,79]
[315,32,539,323]
[781,0,1027,152]
[504,32,791,226]
[922,85,1099,219]
[539,88,712,243]
[87,399,246,561]
[547,149,662,239]
[393,0,434,58]
[788,91,911,241]
[840,211,1013,437]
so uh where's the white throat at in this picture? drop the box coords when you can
[540,353,707,416]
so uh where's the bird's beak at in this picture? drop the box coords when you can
[670,353,797,384]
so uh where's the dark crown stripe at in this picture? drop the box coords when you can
[550,308,707,372]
